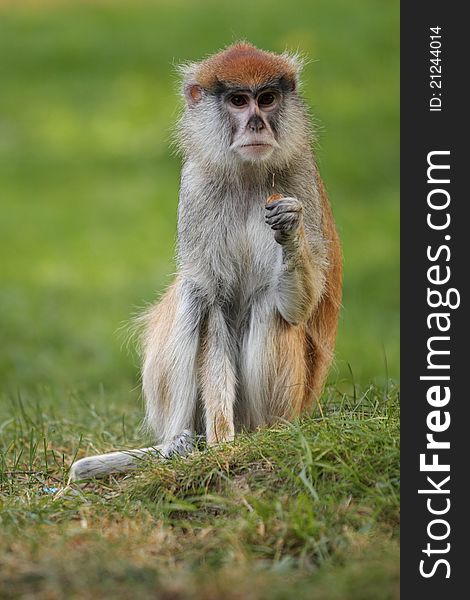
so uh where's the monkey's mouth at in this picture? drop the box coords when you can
[236,142,275,159]
[231,139,278,161]
[241,143,271,147]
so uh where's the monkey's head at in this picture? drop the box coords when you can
[178,43,310,171]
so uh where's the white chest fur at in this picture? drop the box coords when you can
[179,190,281,302]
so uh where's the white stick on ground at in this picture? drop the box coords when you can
[69,429,195,481]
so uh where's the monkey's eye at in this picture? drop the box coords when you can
[258,93,276,107]
[230,95,248,107]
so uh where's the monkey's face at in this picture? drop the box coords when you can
[224,89,281,162]
[179,44,310,170]
[180,81,307,171]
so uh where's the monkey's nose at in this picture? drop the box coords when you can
[247,114,265,133]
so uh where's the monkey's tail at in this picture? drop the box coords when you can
[68,429,195,481]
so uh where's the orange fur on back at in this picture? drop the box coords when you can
[302,174,343,409]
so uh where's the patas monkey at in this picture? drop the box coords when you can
[70,43,342,480]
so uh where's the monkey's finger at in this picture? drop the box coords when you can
[265,199,301,212]
[265,199,302,217]
[265,212,301,227]
[271,221,299,231]
[265,196,300,206]
[268,220,300,232]
[266,219,299,232]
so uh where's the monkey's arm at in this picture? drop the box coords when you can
[265,197,326,325]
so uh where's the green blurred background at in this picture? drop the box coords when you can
[0,0,399,412]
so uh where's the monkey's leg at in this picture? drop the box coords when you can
[199,306,237,445]
[240,298,306,429]
[69,430,195,481]
[69,281,204,483]
[142,279,204,442]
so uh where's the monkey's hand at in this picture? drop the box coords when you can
[265,197,303,246]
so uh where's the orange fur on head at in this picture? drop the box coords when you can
[192,43,298,91]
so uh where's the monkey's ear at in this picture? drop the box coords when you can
[281,75,297,93]
[184,83,203,106]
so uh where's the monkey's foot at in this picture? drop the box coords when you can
[160,429,195,458]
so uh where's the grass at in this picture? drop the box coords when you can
[0,0,399,597]
[0,385,399,599]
